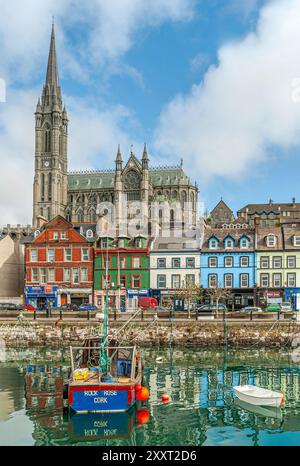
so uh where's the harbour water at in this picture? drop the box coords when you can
[0,347,300,446]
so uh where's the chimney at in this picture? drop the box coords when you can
[293,197,296,204]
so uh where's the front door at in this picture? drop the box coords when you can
[61,294,67,306]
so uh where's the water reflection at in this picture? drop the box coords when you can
[0,347,300,445]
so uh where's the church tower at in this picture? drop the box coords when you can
[33,23,68,227]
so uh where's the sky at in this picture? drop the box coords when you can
[1,0,300,223]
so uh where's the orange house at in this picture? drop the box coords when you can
[24,216,94,309]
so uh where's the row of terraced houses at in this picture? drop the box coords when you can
[22,198,300,311]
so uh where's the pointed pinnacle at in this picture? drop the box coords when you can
[45,22,59,88]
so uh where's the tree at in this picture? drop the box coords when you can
[206,282,233,317]
[176,280,203,318]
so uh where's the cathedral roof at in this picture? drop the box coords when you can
[67,165,196,191]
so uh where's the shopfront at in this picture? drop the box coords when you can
[126,289,151,310]
[57,288,93,307]
[284,288,300,311]
[25,286,58,310]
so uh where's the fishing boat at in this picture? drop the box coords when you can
[233,385,284,408]
[66,251,148,414]
[67,338,144,413]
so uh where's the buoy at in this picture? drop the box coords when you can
[135,384,142,392]
[280,396,285,406]
[162,393,170,403]
[136,386,150,402]
[136,408,150,426]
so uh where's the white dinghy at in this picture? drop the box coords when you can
[233,385,284,408]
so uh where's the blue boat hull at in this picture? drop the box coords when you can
[69,383,136,413]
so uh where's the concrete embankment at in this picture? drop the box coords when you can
[0,319,300,348]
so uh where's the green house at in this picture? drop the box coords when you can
[94,235,150,310]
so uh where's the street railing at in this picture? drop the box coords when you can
[0,309,298,322]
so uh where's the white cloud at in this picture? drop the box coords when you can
[0,0,195,223]
[154,0,300,183]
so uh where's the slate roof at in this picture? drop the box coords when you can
[255,227,283,251]
[282,225,300,250]
[238,202,300,215]
[68,165,195,191]
[201,227,255,252]
[152,236,201,251]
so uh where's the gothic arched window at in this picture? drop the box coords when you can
[170,209,175,230]
[41,173,45,201]
[44,125,51,153]
[48,173,52,201]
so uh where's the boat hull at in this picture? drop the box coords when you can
[233,386,283,408]
[68,384,136,413]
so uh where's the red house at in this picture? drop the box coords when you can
[24,216,94,309]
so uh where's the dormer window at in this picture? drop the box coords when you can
[136,238,142,248]
[266,234,276,247]
[119,239,125,248]
[209,238,218,249]
[240,238,249,249]
[225,238,234,249]
[101,238,108,249]
[34,230,40,239]
[53,232,59,240]
[86,229,94,239]
[294,236,300,247]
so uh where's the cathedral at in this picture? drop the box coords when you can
[33,25,199,231]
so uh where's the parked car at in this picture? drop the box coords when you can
[238,306,263,313]
[280,301,292,312]
[52,304,79,311]
[0,303,23,311]
[196,304,227,312]
[24,304,35,311]
[266,304,281,312]
[138,297,158,311]
[78,304,98,311]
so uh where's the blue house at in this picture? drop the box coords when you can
[201,227,256,309]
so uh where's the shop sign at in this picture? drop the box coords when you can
[26,286,58,295]
[265,291,281,298]
[126,289,150,297]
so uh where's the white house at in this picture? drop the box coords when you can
[150,237,201,308]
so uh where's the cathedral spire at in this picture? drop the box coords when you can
[45,22,59,89]
[142,143,149,169]
[116,145,123,171]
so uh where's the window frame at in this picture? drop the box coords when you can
[157,258,166,269]
[273,273,282,288]
[240,273,249,288]
[30,248,38,262]
[240,256,249,268]
[287,256,296,269]
[186,257,195,269]
[171,274,181,289]
[64,248,72,262]
[273,256,282,269]
[224,273,233,288]
[157,274,167,289]
[172,258,181,268]
[224,256,233,268]
[208,274,217,288]
[209,257,218,268]
[260,273,269,288]
[47,248,55,263]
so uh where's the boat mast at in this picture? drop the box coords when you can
[100,238,109,374]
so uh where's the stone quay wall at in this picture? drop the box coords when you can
[0,320,300,348]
